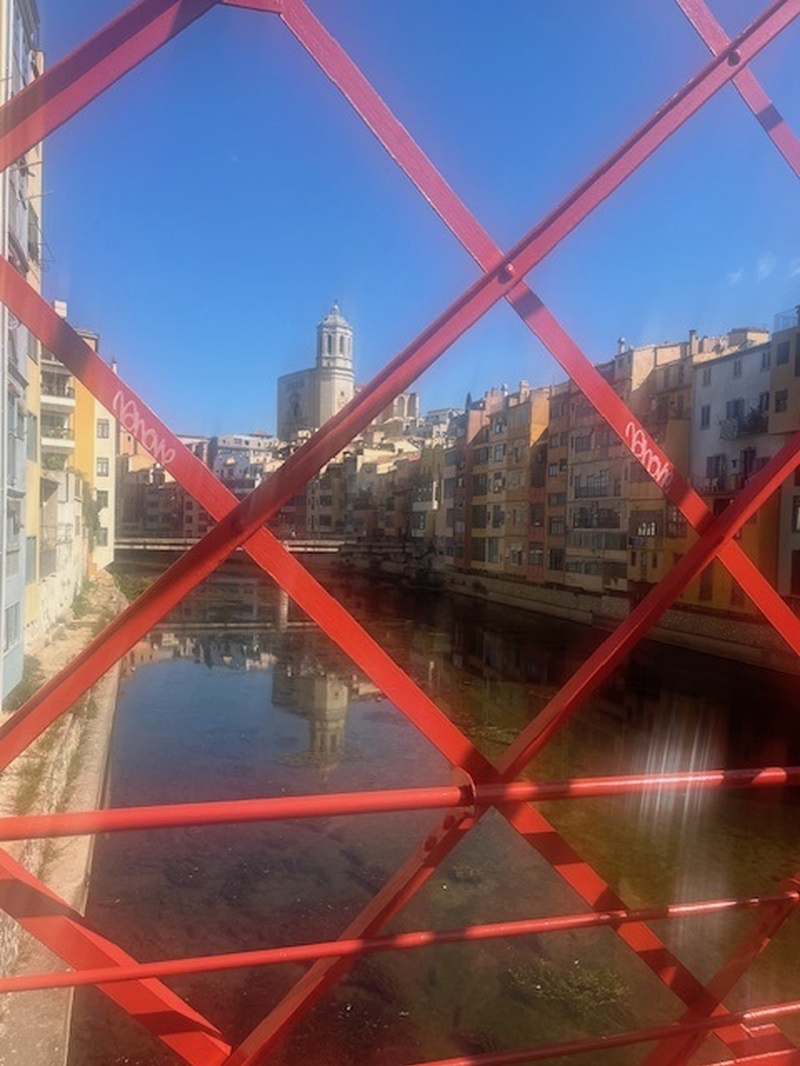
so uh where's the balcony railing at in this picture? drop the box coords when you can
[41,380,75,399]
[719,411,768,440]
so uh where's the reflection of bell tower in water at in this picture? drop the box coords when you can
[308,676,348,770]
[271,632,349,775]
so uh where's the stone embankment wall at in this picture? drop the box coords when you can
[0,574,121,1066]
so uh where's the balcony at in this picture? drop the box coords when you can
[719,410,768,440]
[41,422,75,452]
[41,378,76,412]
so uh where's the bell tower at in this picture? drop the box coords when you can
[315,303,355,427]
[316,303,353,372]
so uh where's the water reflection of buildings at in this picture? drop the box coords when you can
[121,632,276,677]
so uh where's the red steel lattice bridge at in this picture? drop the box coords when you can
[1,1,800,1063]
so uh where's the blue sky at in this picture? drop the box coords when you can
[39,1,800,436]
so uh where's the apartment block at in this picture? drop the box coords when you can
[1,0,41,697]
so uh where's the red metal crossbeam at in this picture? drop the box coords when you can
[0,849,231,1064]
[1,0,796,776]
[676,0,800,177]
[644,877,800,1066]
[7,253,800,1061]
[1,887,796,995]
[0,766,796,841]
[228,413,800,1066]
[275,0,800,655]
[401,1000,800,1066]
[0,2,797,1057]
[0,0,219,172]
[0,269,486,778]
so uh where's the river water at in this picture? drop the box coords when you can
[68,568,800,1065]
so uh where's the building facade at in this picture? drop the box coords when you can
[1,0,41,698]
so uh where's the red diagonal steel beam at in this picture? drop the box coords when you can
[274,0,800,655]
[0,849,230,1065]
[4,256,796,1064]
[0,0,220,173]
[1,4,797,1061]
[677,0,800,176]
[2,0,796,773]
[0,273,484,777]
[401,1000,800,1066]
[2,887,796,995]
[644,874,800,1066]
[228,429,800,1066]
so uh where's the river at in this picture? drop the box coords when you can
[67,567,800,1065]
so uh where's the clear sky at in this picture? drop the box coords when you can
[38,1,800,437]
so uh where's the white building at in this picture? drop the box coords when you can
[691,334,774,495]
[1,0,41,700]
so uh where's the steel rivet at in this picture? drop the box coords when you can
[727,49,741,66]
[499,262,515,282]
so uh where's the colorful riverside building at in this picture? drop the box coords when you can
[1,0,41,698]
[35,305,119,640]
[352,322,800,632]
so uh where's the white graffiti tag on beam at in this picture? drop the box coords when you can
[624,422,674,489]
[113,391,176,466]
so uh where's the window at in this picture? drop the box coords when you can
[97,457,109,477]
[96,490,109,510]
[700,404,710,429]
[775,389,789,413]
[776,340,790,365]
[97,418,110,438]
[666,504,687,539]
[793,497,800,534]
[470,538,485,562]
[761,350,771,370]
[472,473,487,495]
[487,537,500,563]
[4,603,20,651]
[530,503,544,527]
[702,367,712,387]
[733,359,742,378]
[726,398,745,421]
[97,527,109,547]
[759,392,770,413]
[528,544,544,567]
[573,433,592,452]
[471,505,487,529]
[547,463,558,477]
[547,548,565,571]
[548,516,566,536]
[493,443,506,461]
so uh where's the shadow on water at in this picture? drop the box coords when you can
[67,568,800,1065]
